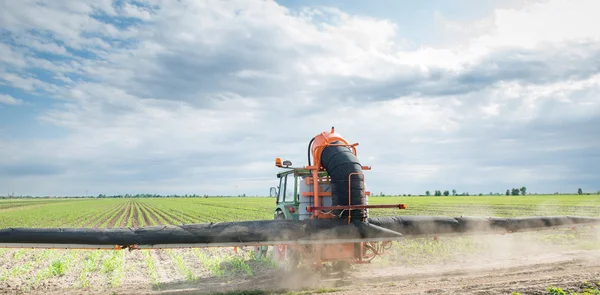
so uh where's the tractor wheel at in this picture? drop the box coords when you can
[275,210,285,220]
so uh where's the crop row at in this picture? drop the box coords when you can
[2,195,600,229]
[368,195,600,218]
[0,242,268,293]
[0,199,126,228]
[73,198,276,228]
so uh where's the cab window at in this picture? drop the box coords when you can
[277,173,296,203]
[284,174,296,203]
[277,175,285,203]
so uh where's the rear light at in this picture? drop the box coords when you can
[288,207,296,213]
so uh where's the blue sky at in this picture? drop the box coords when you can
[1,0,599,197]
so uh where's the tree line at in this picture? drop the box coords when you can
[505,187,527,196]
[1,188,597,199]
[415,187,598,197]
[423,187,527,196]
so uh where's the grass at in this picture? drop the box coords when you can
[143,250,160,287]
[0,195,598,293]
[101,250,126,287]
[195,248,227,277]
[78,251,102,288]
[512,281,600,295]
[167,249,198,282]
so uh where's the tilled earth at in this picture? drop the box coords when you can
[141,248,600,295]
[335,249,600,295]
[1,229,599,295]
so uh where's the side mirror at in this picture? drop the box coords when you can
[269,187,278,198]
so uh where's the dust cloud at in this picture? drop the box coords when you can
[359,202,600,282]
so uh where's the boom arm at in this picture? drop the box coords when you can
[1,215,598,250]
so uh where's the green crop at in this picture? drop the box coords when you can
[0,195,598,294]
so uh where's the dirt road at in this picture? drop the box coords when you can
[144,248,600,295]
[336,249,600,295]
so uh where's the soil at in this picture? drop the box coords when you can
[2,231,599,295]
[144,203,187,225]
[134,248,600,295]
[74,202,120,227]
[342,249,600,295]
[138,202,161,225]
[119,201,134,227]
[106,202,127,228]
[87,202,128,227]
[131,201,141,227]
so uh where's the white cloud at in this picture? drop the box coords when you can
[0,43,28,68]
[0,94,23,105]
[478,0,600,48]
[0,0,599,196]
[430,0,600,67]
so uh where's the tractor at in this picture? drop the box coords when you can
[255,127,406,268]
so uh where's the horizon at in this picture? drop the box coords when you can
[3,190,598,199]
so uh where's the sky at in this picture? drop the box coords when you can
[1,0,599,197]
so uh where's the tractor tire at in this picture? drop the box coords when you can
[275,210,285,220]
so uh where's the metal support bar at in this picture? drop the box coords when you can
[0,236,405,250]
[306,204,406,213]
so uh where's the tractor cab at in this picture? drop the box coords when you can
[271,169,297,220]
[270,160,330,221]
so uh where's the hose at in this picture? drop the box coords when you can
[307,137,315,166]
[320,141,364,221]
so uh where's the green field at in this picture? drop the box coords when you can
[0,197,275,228]
[0,195,599,294]
[370,194,600,218]
[1,194,599,229]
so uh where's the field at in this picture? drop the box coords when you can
[1,195,599,294]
